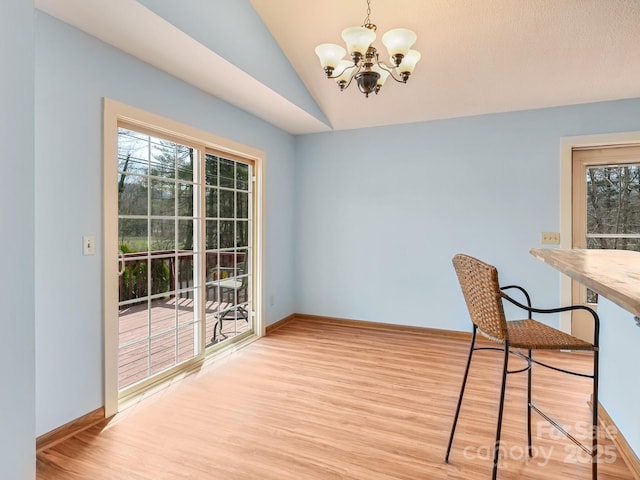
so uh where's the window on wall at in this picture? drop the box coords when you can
[104,99,263,411]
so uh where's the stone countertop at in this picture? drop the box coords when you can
[530,248,640,318]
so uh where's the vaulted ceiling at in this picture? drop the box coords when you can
[36,0,640,135]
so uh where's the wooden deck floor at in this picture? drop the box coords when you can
[38,318,633,479]
[119,297,249,388]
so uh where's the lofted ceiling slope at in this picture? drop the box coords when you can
[36,0,640,135]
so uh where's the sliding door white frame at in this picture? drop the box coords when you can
[103,98,265,417]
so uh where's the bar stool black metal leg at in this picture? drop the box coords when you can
[492,342,510,480]
[527,348,533,457]
[445,326,478,463]
[592,350,599,480]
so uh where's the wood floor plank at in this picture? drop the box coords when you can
[37,318,633,479]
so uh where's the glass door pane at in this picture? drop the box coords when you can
[585,163,640,302]
[204,153,252,345]
[586,164,640,248]
[117,128,202,391]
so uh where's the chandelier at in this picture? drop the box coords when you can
[315,0,420,98]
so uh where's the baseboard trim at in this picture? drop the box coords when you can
[598,402,640,480]
[293,313,472,340]
[36,407,107,453]
[265,313,297,335]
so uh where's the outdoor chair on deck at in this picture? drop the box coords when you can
[211,261,249,344]
[445,254,599,480]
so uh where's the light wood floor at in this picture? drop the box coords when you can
[37,318,632,479]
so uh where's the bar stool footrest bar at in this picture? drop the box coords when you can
[530,402,594,456]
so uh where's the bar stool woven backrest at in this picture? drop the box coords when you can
[453,254,508,342]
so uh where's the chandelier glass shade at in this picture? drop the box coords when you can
[315,0,420,97]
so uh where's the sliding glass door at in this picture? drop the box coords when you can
[116,126,254,395]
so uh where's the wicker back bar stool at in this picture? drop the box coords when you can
[445,254,599,480]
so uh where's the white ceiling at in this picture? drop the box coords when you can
[36,0,640,135]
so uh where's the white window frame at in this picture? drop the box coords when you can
[559,130,640,333]
[103,98,265,416]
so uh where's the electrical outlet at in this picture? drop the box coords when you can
[541,232,560,245]
[270,295,275,307]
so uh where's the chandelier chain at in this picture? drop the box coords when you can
[363,0,372,26]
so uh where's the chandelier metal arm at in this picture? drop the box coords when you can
[337,64,363,91]
[374,59,410,83]
[325,63,358,80]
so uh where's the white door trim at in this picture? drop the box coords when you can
[559,130,640,333]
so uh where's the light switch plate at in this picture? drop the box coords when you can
[83,235,96,255]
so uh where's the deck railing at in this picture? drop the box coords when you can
[119,251,244,303]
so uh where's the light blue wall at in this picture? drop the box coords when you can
[0,0,36,478]
[34,12,297,436]
[294,99,640,331]
[597,297,640,457]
